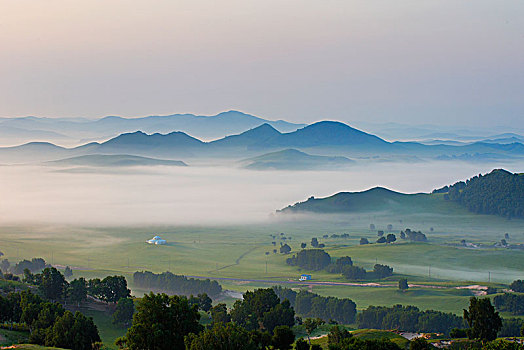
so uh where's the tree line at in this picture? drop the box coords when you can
[356,304,466,335]
[286,249,393,280]
[433,169,524,219]
[23,267,130,304]
[272,286,357,324]
[133,271,222,297]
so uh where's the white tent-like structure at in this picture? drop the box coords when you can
[147,236,167,245]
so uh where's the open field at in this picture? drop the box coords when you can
[0,202,523,348]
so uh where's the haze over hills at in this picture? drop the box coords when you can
[241,149,354,170]
[1,120,523,166]
[0,110,305,146]
[46,154,187,167]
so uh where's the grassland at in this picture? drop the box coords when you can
[0,207,523,348]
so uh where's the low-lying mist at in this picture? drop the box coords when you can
[0,161,522,226]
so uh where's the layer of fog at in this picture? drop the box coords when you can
[0,161,522,226]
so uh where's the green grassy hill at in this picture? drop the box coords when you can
[279,187,452,214]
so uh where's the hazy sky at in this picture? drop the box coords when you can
[0,1,523,127]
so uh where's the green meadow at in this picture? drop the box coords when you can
[0,205,523,348]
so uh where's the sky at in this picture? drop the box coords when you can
[0,0,523,127]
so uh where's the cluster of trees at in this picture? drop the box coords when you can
[286,249,393,281]
[359,228,428,245]
[285,249,331,271]
[435,169,524,219]
[133,271,222,297]
[509,279,524,292]
[273,287,357,324]
[117,288,299,350]
[400,229,428,242]
[23,267,131,304]
[230,288,295,333]
[356,304,466,335]
[0,290,100,349]
[493,293,524,315]
[309,238,325,249]
[10,258,50,275]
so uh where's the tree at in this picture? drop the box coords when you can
[342,266,367,280]
[39,267,68,301]
[327,325,352,347]
[373,264,393,279]
[509,280,524,293]
[68,278,87,306]
[294,338,309,350]
[463,297,502,342]
[99,275,131,303]
[377,237,386,243]
[124,292,201,350]
[47,311,100,350]
[336,256,353,267]
[400,231,406,239]
[198,293,212,312]
[231,288,294,332]
[311,238,319,248]
[272,325,294,350]
[210,303,231,324]
[300,243,306,249]
[185,322,259,350]
[399,278,409,291]
[64,266,73,278]
[386,234,397,244]
[377,230,384,237]
[262,299,295,333]
[112,297,134,327]
[304,318,324,344]
[0,259,10,273]
[280,244,292,254]
[360,238,369,245]
[410,338,432,350]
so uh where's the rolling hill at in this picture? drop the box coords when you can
[241,149,354,170]
[279,169,524,219]
[46,154,187,167]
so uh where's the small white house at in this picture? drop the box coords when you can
[147,235,167,245]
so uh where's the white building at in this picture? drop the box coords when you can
[147,235,167,245]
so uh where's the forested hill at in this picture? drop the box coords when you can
[280,169,523,219]
[434,169,524,219]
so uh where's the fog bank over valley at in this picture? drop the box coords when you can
[1,161,521,225]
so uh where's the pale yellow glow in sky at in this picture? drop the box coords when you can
[0,1,523,126]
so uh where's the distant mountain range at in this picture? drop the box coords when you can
[279,169,524,219]
[0,110,305,145]
[1,120,523,166]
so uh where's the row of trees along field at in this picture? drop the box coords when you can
[285,249,393,280]
[22,267,130,303]
[115,289,523,350]
[132,271,222,297]
[272,286,357,324]
[433,169,524,219]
